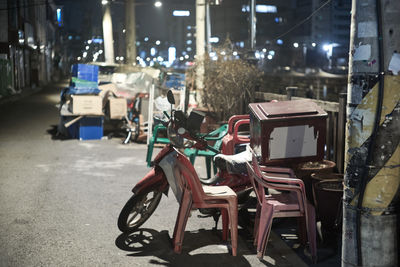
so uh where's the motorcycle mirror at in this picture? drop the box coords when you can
[167,90,175,105]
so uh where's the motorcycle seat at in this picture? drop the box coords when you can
[214,146,252,175]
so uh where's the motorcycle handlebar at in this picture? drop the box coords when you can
[166,108,220,154]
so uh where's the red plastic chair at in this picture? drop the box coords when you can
[221,115,250,155]
[172,151,238,256]
[246,149,317,263]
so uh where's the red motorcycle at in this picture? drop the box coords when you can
[117,91,254,232]
[117,92,291,232]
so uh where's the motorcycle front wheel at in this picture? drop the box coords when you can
[117,189,162,232]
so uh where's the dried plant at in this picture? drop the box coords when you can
[188,41,263,122]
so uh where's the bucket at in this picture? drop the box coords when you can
[311,172,343,186]
[293,160,336,203]
[313,179,343,236]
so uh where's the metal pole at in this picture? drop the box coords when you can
[196,0,205,103]
[285,86,298,100]
[250,0,256,50]
[337,92,347,174]
[206,1,211,54]
[102,3,115,64]
[125,0,136,65]
[342,0,400,266]
[147,83,155,145]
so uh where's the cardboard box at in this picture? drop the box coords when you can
[70,95,103,115]
[108,97,127,119]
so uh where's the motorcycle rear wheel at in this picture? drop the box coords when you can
[118,189,162,232]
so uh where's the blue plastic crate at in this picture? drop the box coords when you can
[71,64,99,83]
[79,117,103,140]
[60,116,79,138]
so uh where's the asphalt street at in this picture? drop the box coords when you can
[0,82,312,266]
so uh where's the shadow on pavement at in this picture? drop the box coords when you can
[46,124,69,140]
[115,228,254,267]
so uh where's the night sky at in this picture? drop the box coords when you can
[56,0,192,41]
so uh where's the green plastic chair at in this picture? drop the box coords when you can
[184,124,228,178]
[146,124,170,167]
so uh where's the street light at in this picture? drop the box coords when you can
[154,1,162,8]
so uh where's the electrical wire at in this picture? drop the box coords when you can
[272,0,332,42]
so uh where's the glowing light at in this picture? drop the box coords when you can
[155,40,161,45]
[56,8,62,26]
[173,10,190,16]
[256,5,277,13]
[150,47,156,56]
[154,1,162,7]
[312,42,317,47]
[293,42,299,48]
[210,37,219,43]
[168,47,176,64]
[92,38,103,44]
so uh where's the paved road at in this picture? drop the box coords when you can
[0,83,310,266]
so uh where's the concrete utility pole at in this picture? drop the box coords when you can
[250,0,256,50]
[102,2,115,64]
[205,1,211,54]
[196,0,206,101]
[342,0,400,266]
[125,0,136,65]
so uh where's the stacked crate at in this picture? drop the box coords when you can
[61,64,104,140]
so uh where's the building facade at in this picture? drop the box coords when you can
[0,0,59,98]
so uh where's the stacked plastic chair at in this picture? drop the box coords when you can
[172,151,238,256]
[146,124,170,167]
[221,114,250,155]
[184,124,228,178]
[246,148,317,263]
